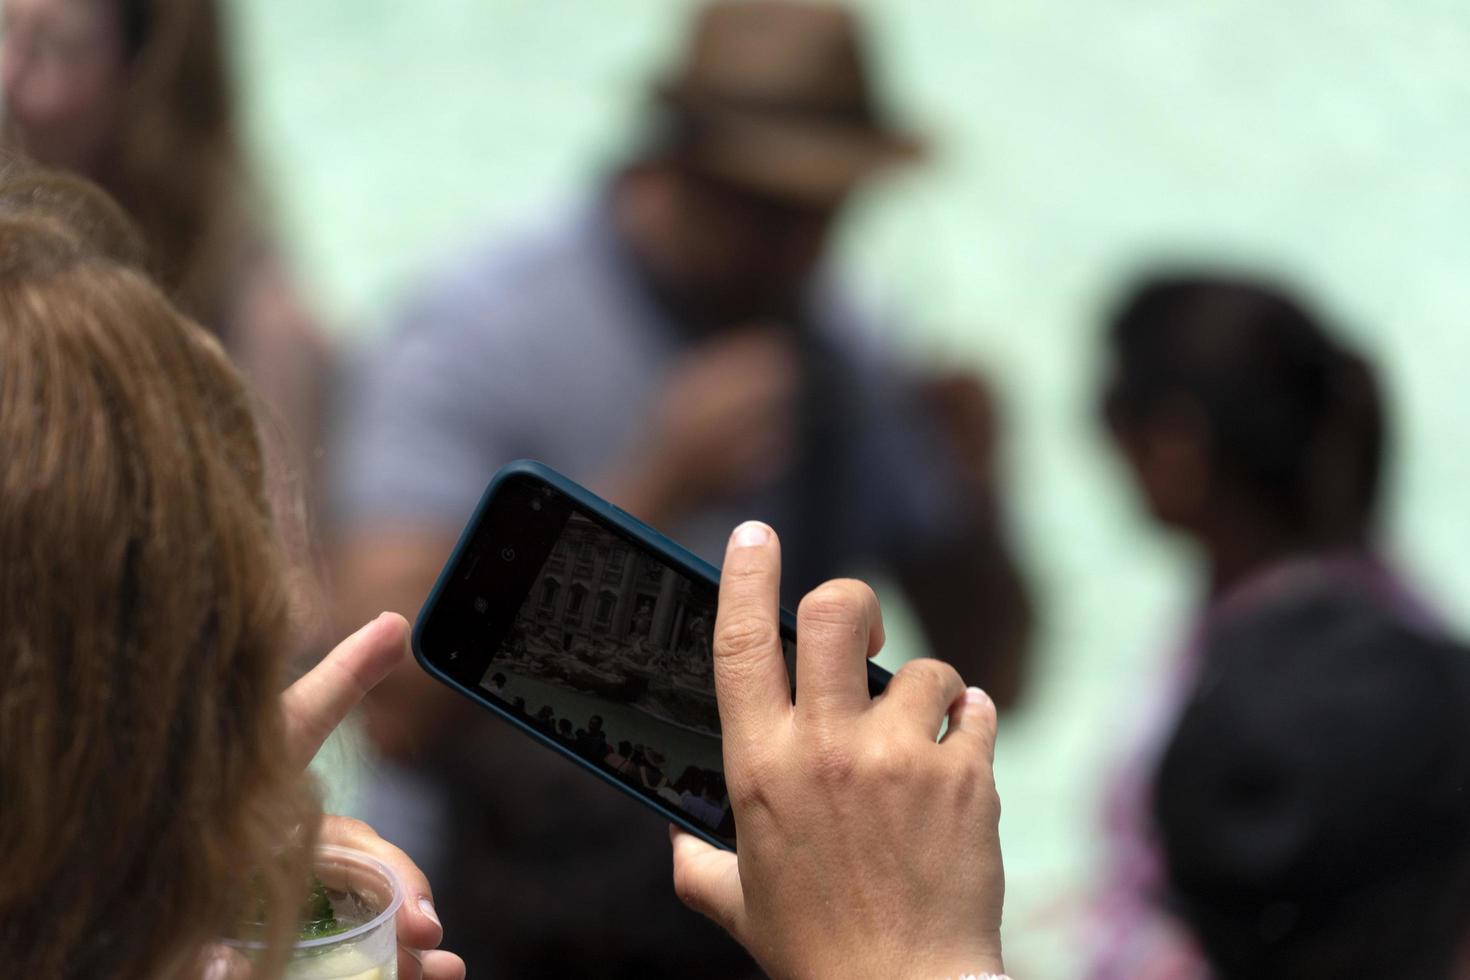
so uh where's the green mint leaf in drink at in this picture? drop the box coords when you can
[299,875,348,940]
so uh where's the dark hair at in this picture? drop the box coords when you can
[618,740,633,757]
[557,718,572,736]
[1155,584,1470,978]
[491,672,506,686]
[588,715,603,731]
[1101,274,1385,547]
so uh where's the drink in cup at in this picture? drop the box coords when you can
[233,844,402,980]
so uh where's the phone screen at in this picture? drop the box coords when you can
[417,471,797,848]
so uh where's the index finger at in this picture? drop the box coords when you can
[712,522,792,749]
[281,612,410,766]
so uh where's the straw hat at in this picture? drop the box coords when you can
[654,0,923,204]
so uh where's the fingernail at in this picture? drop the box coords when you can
[418,896,441,929]
[202,955,232,980]
[732,521,770,548]
[965,686,992,708]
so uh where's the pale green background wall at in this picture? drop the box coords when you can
[231,2,1470,974]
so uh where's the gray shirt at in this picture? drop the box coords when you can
[335,202,964,598]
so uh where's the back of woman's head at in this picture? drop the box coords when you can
[1101,273,1386,548]
[0,162,149,268]
[0,215,315,977]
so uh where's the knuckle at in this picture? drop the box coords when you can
[326,815,372,842]
[964,777,1002,825]
[338,815,370,836]
[954,754,1000,812]
[728,783,760,815]
[714,616,776,660]
[900,657,960,695]
[962,750,993,782]
[798,579,872,631]
[948,750,982,787]
[859,739,908,783]
[727,761,776,813]
[923,658,970,705]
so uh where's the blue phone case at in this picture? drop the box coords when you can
[412,459,890,852]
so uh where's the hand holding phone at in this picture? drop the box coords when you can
[412,461,888,851]
[669,522,1007,980]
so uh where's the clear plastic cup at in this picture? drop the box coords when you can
[229,844,403,979]
[288,845,403,980]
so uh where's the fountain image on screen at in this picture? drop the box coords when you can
[478,511,770,841]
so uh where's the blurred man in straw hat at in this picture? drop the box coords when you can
[334,1,1033,974]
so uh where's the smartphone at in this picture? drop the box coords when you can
[412,459,892,851]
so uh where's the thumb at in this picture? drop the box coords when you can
[669,825,746,939]
[282,612,411,766]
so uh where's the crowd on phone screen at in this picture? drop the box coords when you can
[4,0,1470,977]
[489,673,736,836]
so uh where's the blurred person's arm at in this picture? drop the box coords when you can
[329,293,519,763]
[595,327,797,528]
[896,372,1034,710]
